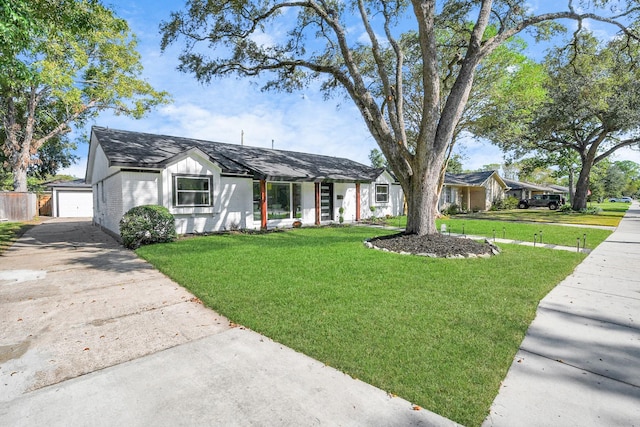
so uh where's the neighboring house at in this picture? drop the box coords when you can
[439,171,509,212]
[47,179,93,217]
[85,127,404,237]
[503,179,566,201]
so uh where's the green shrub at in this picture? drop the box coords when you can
[559,203,573,213]
[581,206,602,215]
[120,205,176,249]
[441,203,461,215]
[490,196,519,211]
[504,196,519,210]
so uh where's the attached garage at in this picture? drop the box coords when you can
[48,180,94,217]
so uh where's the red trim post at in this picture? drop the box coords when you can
[355,182,361,222]
[260,180,267,230]
[315,182,321,225]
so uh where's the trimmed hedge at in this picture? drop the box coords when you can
[120,205,176,249]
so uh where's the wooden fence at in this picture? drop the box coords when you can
[38,194,52,216]
[0,192,37,221]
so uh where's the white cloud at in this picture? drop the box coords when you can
[611,147,640,165]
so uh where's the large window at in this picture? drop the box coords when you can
[375,184,389,203]
[253,182,262,221]
[439,186,453,205]
[253,181,301,220]
[174,176,212,207]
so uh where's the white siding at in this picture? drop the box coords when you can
[88,143,113,185]
[173,176,255,234]
[122,172,160,214]
[90,142,125,235]
[365,172,404,218]
[100,172,123,236]
[299,182,316,225]
[161,151,257,234]
[162,152,218,234]
[360,184,372,219]
[339,183,358,223]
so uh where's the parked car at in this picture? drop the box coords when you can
[609,197,632,203]
[518,194,564,210]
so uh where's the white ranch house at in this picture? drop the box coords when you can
[85,127,404,238]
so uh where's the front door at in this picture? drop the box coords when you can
[320,183,333,221]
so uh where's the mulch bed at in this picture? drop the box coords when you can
[366,232,499,258]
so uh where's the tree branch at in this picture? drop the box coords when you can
[595,136,640,163]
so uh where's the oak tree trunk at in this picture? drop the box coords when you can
[404,168,442,235]
[12,165,28,192]
[572,162,593,211]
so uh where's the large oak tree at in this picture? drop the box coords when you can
[161,0,639,235]
[0,0,169,192]
[475,31,640,210]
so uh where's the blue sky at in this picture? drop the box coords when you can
[62,0,640,179]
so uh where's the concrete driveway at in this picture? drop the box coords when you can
[0,218,232,401]
[0,219,455,427]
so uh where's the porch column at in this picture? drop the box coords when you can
[260,180,267,230]
[315,182,321,225]
[466,187,471,212]
[355,183,361,222]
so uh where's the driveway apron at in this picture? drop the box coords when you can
[0,218,232,401]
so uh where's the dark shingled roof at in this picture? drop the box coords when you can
[46,178,90,188]
[92,127,384,183]
[445,171,498,186]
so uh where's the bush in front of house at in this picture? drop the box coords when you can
[490,196,519,211]
[441,203,461,216]
[559,203,573,213]
[120,205,176,249]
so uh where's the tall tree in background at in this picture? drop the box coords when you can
[368,148,388,168]
[475,31,640,210]
[161,1,639,234]
[615,160,640,196]
[445,153,464,174]
[0,0,169,191]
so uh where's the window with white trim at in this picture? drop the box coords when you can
[173,175,212,207]
[375,184,389,203]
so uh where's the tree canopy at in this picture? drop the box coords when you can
[474,30,640,210]
[161,0,640,234]
[0,0,170,191]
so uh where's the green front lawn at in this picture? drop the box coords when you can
[436,219,610,248]
[137,226,588,426]
[385,201,627,229]
[383,217,611,249]
[460,201,628,227]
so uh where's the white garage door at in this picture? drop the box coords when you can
[56,190,94,217]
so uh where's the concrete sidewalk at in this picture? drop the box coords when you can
[483,204,640,426]
[0,218,456,427]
